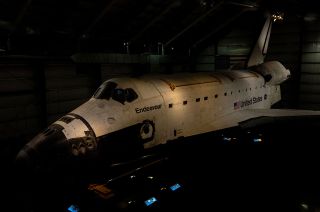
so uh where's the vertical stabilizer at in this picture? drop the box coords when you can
[247,14,272,67]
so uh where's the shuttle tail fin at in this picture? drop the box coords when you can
[247,13,272,68]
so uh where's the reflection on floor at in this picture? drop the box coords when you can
[4,115,320,212]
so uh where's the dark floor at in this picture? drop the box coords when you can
[3,115,320,212]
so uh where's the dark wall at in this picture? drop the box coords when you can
[0,62,135,147]
[0,64,41,143]
[299,20,320,109]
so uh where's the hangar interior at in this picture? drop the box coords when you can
[1,0,320,211]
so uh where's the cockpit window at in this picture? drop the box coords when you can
[94,81,117,100]
[125,88,138,102]
[94,81,138,104]
[112,88,126,104]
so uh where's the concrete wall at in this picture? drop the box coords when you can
[194,46,215,71]
[45,64,98,124]
[299,20,320,109]
[216,26,255,69]
[0,64,41,143]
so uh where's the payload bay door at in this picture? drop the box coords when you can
[163,91,186,140]
[153,98,168,146]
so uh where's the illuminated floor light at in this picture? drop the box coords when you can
[301,203,308,210]
[223,137,231,141]
[68,204,80,212]
[160,187,167,191]
[253,138,262,143]
[144,197,157,206]
[128,200,136,205]
[170,183,181,191]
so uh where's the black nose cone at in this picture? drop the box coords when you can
[14,125,80,212]
[15,124,69,172]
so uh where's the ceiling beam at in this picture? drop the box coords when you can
[81,0,120,38]
[164,0,224,47]
[9,0,32,34]
[227,1,258,8]
[129,1,181,44]
[192,8,250,48]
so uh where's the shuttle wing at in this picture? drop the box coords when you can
[195,109,320,134]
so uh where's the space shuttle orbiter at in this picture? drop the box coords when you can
[15,13,320,171]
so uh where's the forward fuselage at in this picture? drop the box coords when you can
[65,71,279,152]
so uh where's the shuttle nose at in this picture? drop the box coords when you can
[15,125,70,172]
[286,69,291,79]
[14,125,94,211]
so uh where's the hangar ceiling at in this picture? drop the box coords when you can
[0,0,317,56]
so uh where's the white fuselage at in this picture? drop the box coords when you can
[54,70,281,151]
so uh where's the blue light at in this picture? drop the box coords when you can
[170,183,181,191]
[68,204,80,212]
[144,197,157,206]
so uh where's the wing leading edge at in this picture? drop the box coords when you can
[193,109,320,135]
